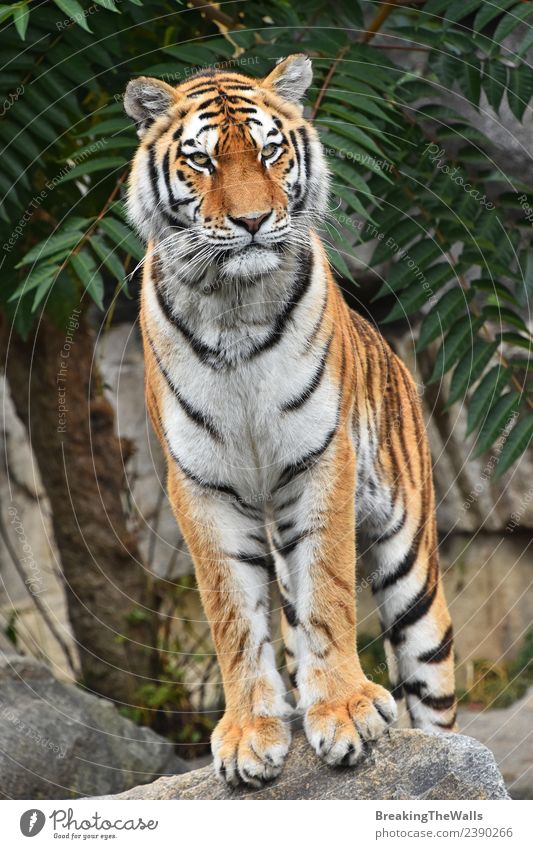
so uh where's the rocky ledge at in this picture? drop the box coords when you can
[100,728,509,801]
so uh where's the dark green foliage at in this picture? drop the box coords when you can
[1,0,532,476]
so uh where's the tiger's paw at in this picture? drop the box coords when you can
[304,681,397,766]
[212,714,291,788]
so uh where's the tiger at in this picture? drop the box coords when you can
[123,53,456,788]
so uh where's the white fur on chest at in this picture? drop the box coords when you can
[144,244,339,500]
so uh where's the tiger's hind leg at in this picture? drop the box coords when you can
[362,384,457,731]
[366,503,456,731]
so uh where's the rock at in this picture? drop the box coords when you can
[97,325,194,582]
[458,688,533,800]
[0,654,187,799]
[99,728,509,800]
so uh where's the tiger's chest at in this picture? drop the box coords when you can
[157,334,340,500]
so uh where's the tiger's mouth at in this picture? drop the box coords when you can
[217,243,284,279]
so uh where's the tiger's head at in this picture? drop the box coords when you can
[124,54,328,280]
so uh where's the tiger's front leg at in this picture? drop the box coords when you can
[276,436,397,766]
[167,467,292,787]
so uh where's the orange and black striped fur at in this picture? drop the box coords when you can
[124,54,456,787]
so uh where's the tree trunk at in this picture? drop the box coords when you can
[4,310,158,705]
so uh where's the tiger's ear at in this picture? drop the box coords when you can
[124,77,179,138]
[262,54,313,104]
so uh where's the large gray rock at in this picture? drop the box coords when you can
[101,728,509,801]
[0,654,186,799]
[459,688,533,800]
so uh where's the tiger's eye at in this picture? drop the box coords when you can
[190,152,211,167]
[262,143,279,159]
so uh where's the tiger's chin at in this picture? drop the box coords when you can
[219,245,283,280]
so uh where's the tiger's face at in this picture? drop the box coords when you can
[124,55,328,280]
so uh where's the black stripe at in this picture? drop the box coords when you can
[387,571,438,646]
[371,518,421,593]
[281,333,333,413]
[162,150,195,213]
[248,250,313,359]
[193,95,222,110]
[368,507,407,546]
[306,288,328,348]
[232,552,274,573]
[184,84,217,95]
[281,598,298,627]
[168,448,243,503]
[231,500,263,520]
[248,532,268,546]
[146,334,223,442]
[276,494,301,512]
[276,425,337,491]
[436,711,457,729]
[391,683,404,701]
[277,520,295,534]
[198,109,224,120]
[155,284,221,364]
[220,83,255,91]
[403,681,456,712]
[289,129,303,205]
[155,251,312,368]
[277,527,314,556]
[418,624,454,664]
[292,126,311,213]
[225,94,258,107]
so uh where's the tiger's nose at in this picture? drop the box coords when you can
[229,211,272,234]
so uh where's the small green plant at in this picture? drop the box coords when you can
[459,629,533,709]
[121,576,219,758]
[358,630,389,688]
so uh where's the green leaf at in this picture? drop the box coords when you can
[483,304,530,333]
[53,0,92,32]
[460,57,482,106]
[329,157,369,195]
[13,3,29,40]
[331,183,371,222]
[371,220,420,265]
[373,241,443,300]
[447,339,499,407]
[466,365,513,436]
[18,231,83,266]
[428,316,484,383]
[492,3,533,46]
[92,0,119,10]
[99,217,144,260]
[381,283,425,322]
[60,157,125,183]
[484,61,508,112]
[494,416,533,479]
[507,66,533,122]
[90,235,125,284]
[473,391,521,456]
[498,331,533,351]
[324,243,354,284]
[416,287,473,352]
[473,277,518,305]
[9,265,57,302]
[71,251,104,309]
[474,0,516,32]
[31,273,58,311]
[0,6,14,25]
